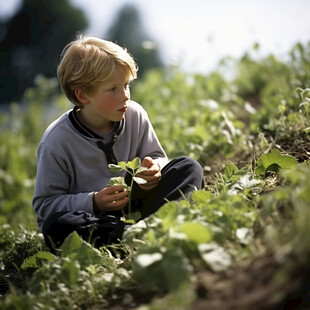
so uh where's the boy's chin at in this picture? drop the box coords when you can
[113,113,126,122]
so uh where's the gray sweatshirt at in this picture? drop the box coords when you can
[33,100,168,230]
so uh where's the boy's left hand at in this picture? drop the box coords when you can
[137,157,161,191]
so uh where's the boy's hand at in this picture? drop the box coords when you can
[137,157,161,191]
[93,185,128,212]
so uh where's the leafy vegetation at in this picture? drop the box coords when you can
[0,42,309,309]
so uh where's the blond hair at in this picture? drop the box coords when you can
[57,35,138,106]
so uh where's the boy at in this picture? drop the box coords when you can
[33,35,204,248]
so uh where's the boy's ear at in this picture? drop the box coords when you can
[75,89,89,105]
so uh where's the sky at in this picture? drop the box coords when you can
[1,0,310,73]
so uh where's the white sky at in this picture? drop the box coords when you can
[1,0,310,73]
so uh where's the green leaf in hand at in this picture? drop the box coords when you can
[127,157,141,170]
[118,161,127,169]
[108,157,149,222]
[136,166,148,174]
[108,164,123,173]
[108,177,130,191]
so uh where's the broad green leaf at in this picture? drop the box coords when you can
[127,157,141,170]
[71,242,104,268]
[255,149,297,175]
[180,222,212,244]
[108,176,125,186]
[254,165,266,175]
[156,201,178,218]
[136,166,148,174]
[191,190,212,205]
[61,232,105,268]
[108,177,130,191]
[156,201,180,230]
[108,176,123,185]
[21,251,55,270]
[108,164,123,173]
[61,231,83,256]
[118,161,127,169]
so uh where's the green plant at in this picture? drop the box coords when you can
[108,157,148,222]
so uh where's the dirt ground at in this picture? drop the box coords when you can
[191,250,310,310]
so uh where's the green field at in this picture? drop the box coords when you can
[0,42,310,310]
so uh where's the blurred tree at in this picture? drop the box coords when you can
[105,4,163,77]
[0,0,88,104]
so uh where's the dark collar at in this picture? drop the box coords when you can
[69,106,124,140]
[69,107,122,164]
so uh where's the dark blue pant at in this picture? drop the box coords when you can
[42,157,204,249]
[130,156,204,218]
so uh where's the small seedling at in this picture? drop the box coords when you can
[108,157,148,223]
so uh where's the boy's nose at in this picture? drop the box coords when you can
[122,88,130,101]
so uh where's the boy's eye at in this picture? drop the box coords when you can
[108,83,130,92]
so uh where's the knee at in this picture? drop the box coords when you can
[178,156,203,175]
[173,156,204,188]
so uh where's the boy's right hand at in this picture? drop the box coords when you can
[93,185,128,212]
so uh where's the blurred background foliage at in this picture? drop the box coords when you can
[0,0,163,104]
[0,0,88,104]
[105,3,163,77]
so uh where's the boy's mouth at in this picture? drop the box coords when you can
[118,106,127,113]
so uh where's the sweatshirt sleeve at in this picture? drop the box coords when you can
[32,142,94,230]
[135,104,169,170]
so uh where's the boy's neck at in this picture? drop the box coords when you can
[76,108,113,133]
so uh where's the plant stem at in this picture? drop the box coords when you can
[128,172,135,216]
[121,208,126,218]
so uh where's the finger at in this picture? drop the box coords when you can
[137,171,161,182]
[105,197,128,210]
[137,165,160,177]
[139,177,160,186]
[139,182,158,191]
[102,190,128,203]
[137,168,157,176]
[105,184,126,194]
[109,190,128,201]
[141,157,153,168]
[94,191,128,212]
[142,178,160,187]
[139,175,161,187]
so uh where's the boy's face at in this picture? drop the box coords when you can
[82,65,131,129]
